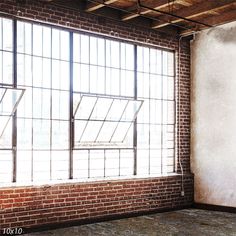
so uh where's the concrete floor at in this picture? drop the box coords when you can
[26,209,236,236]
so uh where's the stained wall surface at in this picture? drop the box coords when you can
[191,21,236,207]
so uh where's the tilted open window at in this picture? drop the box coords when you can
[73,94,143,149]
[0,86,25,147]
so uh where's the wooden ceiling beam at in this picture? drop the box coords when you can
[180,9,236,36]
[121,0,191,21]
[152,0,236,29]
[86,0,119,12]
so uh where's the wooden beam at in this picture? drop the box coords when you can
[152,0,236,29]
[180,9,236,36]
[122,0,193,21]
[86,0,118,12]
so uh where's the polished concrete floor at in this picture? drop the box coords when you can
[26,209,236,236]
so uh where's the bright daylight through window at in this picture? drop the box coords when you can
[0,17,175,185]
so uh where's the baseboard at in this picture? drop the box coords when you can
[193,202,236,213]
[20,205,192,235]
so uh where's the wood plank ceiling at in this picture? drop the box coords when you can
[38,0,236,36]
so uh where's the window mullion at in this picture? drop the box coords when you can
[12,19,17,183]
[69,31,74,179]
[133,45,138,176]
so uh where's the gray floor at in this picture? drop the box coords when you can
[25,209,236,236]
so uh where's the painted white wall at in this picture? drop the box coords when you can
[191,21,236,207]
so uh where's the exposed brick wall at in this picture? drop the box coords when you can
[0,0,193,232]
[0,176,193,232]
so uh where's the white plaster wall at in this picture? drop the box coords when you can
[191,21,236,207]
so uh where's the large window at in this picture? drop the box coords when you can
[0,17,175,185]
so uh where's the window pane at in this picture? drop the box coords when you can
[73,150,89,179]
[52,121,69,149]
[0,151,12,183]
[33,25,42,56]
[33,119,50,150]
[2,18,13,51]
[43,26,51,58]
[51,151,69,180]
[90,150,104,178]
[33,151,50,181]
[105,150,119,177]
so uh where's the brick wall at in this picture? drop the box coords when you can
[0,176,193,233]
[0,0,193,232]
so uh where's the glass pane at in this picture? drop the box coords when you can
[52,29,60,59]
[74,96,97,119]
[52,121,69,149]
[105,150,119,177]
[137,124,149,148]
[33,119,50,150]
[25,23,32,55]
[17,87,32,118]
[120,150,133,176]
[0,88,23,115]
[52,90,69,120]
[96,121,117,143]
[81,35,89,64]
[43,26,51,58]
[33,57,42,87]
[17,21,25,53]
[97,38,105,66]
[33,24,42,56]
[121,70,134,97]
[74,120,87,145]
[106,99,127,121]
[150,125,162,149]
[90,65,98,93]
[150,75,162,99]
[122,100,142,122]
[126,44,134,70]
[51,151,69,180]
[167,52,174,76]
[33,151,50,181]
[73,150,89,179]
[91,97,113,120]
[3,52,13,84]
[143,47,149,73]
[111,41,120,68]
[60,30,69,61]
[73,33,80,63]
[90,150,104,178]
[17,151,32,182]
[150,100,162,124]
[137,99,149,124]
[110,122,130,142]
[80,121,103,142]
[2,18,13,51]
[33,88,50,119]
[17,118,32,150]
[0,116,12,148]
[106,68,120,95]
[0,19,2,50]
[137,72,149,98]
[0,151,12,183]
[137,149,149,175]
[90,36,97,65]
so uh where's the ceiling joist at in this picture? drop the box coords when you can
[180,9,236,36]
[152,0,236,29]
[122,0,193,21]
[86,0,119,12]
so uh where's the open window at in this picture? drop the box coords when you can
[73,94,143,149]
[0,86,25,147]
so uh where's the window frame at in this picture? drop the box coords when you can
[0,15,176,185]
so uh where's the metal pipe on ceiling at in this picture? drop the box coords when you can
[137,0,212,28]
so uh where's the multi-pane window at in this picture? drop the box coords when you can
[0,16,175,185]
